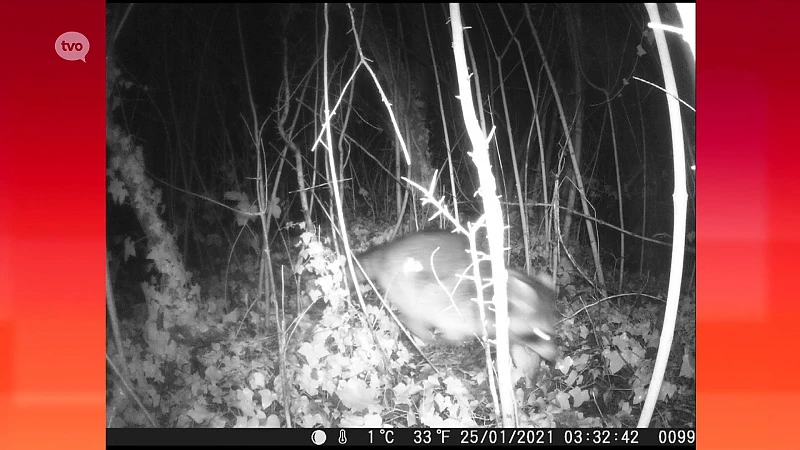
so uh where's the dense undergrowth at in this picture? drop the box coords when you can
[107,224,695,428]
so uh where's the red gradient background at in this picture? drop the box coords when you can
[0,1,792,449]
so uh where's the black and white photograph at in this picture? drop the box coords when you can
[105,3,696,433]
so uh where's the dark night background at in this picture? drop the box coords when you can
[107,3,694,273]
[105,3,695,429]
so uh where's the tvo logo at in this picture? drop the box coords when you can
[55,32,90,62]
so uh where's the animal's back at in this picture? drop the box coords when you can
[356,231,471,285]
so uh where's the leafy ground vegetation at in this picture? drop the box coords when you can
[107,222,695,428]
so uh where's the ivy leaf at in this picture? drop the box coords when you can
[267,196,282,218]
[123,237,136,262]
[109,179,128,204]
